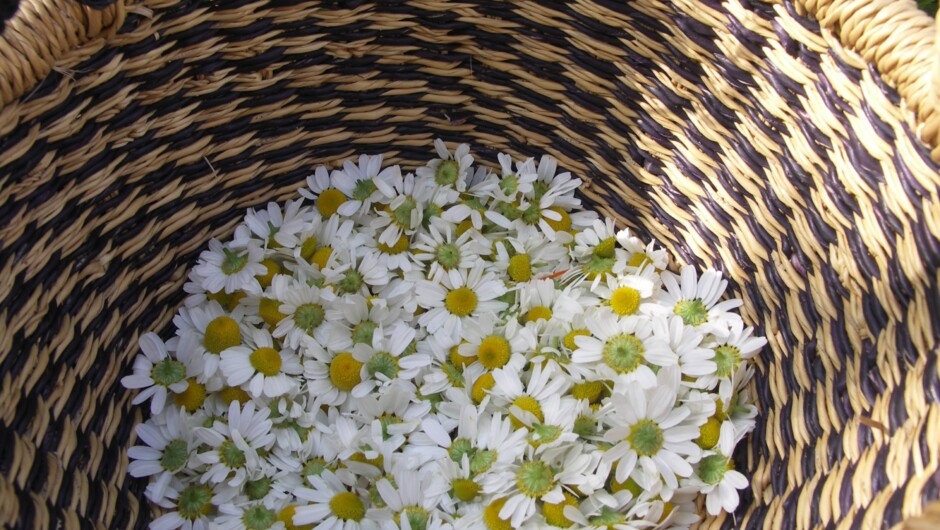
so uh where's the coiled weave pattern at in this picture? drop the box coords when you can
[0,1,939,529]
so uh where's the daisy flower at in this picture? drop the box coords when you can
[324,294,403,352]
[655,265,743,332]
[333,153,401,217]
[193,239,266,295]
[146,478,214,530]
[375,468,449,530]
[323,249,392,297]
[415,263,507,345]
[601,366,702,493]
[127,407,196,503]
[516,278,586,328]
[195,400,275,488]
[304,342,366,408]
[121,332,190,415]
[572,311,676,389]
[489,362,571,430]
[416,139,474,192]
[489,236,570,285]
[235,198,311,250]
[175,301,246,383]
[708,319,767,380]
[690,422,749,516]
[614,227,669,273]
[220,327,303,399]
[456,316,536,372]
[300,165,350,220]
[371,170,434,246]
[411,218,488,281]
[270,274,337,350]
[351,324,429,398]
[293,470,381,529]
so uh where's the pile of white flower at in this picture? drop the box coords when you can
[122,141,765,530]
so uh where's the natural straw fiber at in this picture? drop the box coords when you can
[1,0,939,529]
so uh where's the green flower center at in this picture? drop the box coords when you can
[221,248,248,275]
[573,416,597,438]
[303,457,328,479]
[602,334,645,373]
[245,477,273,501]
[674,299,708,326]
[160,439,189,472]
[529,423,562,447]
[219,439,246,469]
[628,419,664,457]
[151,358,186,387]
[338,269,364,294]
[366,351,399,380]
[435,243,461,270]
[177,484,213,521]
[515,460,555,498]
[449,438,474,463]
[352,320,377,345]
[714,345,742,378]
[352,179,377,201]
[397,507,429,530]
[497,201,521,221]
[435,159,460,186]
[532,181,550,199]
[378,414,403,440]
[585,254,616,279]
[442,363,464,388]
[422,203,443,227]
[330,492,365,521]
[294,303,325,333]
[393,197,418,227]
[589,508,626,527]
[242,506,277,530]
[470,449,497,474]
[521,203,542,225]
[699,454,730,485]
[499,174,518,195]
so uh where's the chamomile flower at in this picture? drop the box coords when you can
[375,468,449,530]
[614,228,669,273]
[334,154,400,218]
[601,366,701,492]
[371,170,434,246]
[128,407,196,503]
[194,239,266,295]
[196,401,275,488]
[415,263,507,344]
[573,217,621,260]
[489,362,571,430]
[270,275,337,350]
[655,265,743,332]
[122,332,190,415]
[351,324,428,398]
[412,218,488,281]
[708,320,767,381]
[417,139,474,192]
[572,311,676,389]
[490,236,569,285]
[688,422,749,516]
[457,316,536,372]
[220,327,303,398]
[516,279,586,327]
[175,301,246,383]
[301,166,349,219]
[293,470,381,529]
[147,478,214,530]
[304,342,366,408]
[236,199,310,250]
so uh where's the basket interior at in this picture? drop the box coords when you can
[1,0,940,528]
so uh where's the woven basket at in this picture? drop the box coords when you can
[2,0,940,528]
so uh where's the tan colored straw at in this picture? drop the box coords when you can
[1,0,939,529]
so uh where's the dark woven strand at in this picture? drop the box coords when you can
[0,1,939,529]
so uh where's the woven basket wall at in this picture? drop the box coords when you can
[1,0,939,528]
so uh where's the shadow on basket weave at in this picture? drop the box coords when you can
[1,0,939,528]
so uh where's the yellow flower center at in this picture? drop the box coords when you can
[259,298,286,328]
[204,316,241,354]
[525,305,553,323]
[318,189,346,218]
[347,452,383,469]
[471,372,495,403]
[696,416,722,449]
[483,497,512,530]
[609,476,643,497]
[452,478,481,502]
[594,237,617,258]
[249,347,282,376]
[508,254,532,282]
[329,492,365,522]
[311,246,333,269]
[329,352,362,392]
[477,336,511,370]
[628,252,654,269]
[256,258,281,289]
[563,328,590,350]
[377,235,410,255]
[445,287,478,316]
[545,207,572,232]
[277,505,313,530]
[219,386,250,405]
[449,343,476,370]
[207,290,246,312]
[300,236,318,263]
[541,491,578,528]
[456,219,474,236]
[510,396,544,429]
[610,286,641,316]
[570,380,606,403]
[174,379,207,412]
